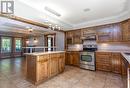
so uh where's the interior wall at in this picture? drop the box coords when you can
[28,36,44,46]
[28,32,65,51]
[56,32,65,51]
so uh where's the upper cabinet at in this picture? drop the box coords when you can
[121,20,130,42]
[66,30,82,45]
[96,25,113,42]
[73,30,82,44]
[96,24,122,42]
[81,27,95,37]
[65,19,130,45]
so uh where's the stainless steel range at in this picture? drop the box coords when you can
[80,34,97,71]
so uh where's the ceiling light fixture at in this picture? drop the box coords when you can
[26,40,29,44]
[48,24,61,31]
[34,38,38,43]
[45,6,61,17]
[28,28,33,32]
[26,27,33,32]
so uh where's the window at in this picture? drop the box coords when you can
[15,38,22,52]
[1,37,12,53]
[48,37,52,51]
[47,35,55,51]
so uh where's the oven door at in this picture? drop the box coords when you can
[80,52,95,65]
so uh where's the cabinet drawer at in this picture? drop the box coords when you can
[58,53,65,58]
[50,54,59,58]
[96,64,111,71]
[96,62,111,67]
[96,57,111,63]
[37,55,49,62]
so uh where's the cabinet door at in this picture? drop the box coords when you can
[50,54,59,77]
[26,56,36,82]
[66,31,73,38]
[66,31,73,45]
[58,53,65,73]
[73,30,82,44]
[37,58,49,81]
[65,52,73,65]
[112,24,122,42]
[121,56,127,76]
[96,52,112,71]
[66,52,80,66]
[111,53,121,74]
[121,55,128,88]
[96,25,113,42]
[122,20,130,41]
[72,52,80,66]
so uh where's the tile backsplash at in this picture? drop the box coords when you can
[98,43,130,51]
[67,44,83,51]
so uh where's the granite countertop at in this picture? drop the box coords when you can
[24,51,65,56]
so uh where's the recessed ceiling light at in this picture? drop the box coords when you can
[84,8,90,12]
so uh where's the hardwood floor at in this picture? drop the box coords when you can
[0,57,123,88]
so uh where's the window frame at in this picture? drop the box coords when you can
[15,38,22,52]
[1,37,12,53]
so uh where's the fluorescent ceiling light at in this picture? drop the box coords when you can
[44,6,61,17]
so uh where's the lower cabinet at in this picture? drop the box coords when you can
[66,51,80,66]
[50,54,59,77]
[58,53,65,73]
[111,53,122,74]
[96,52,112,72]
[96,51,129,88]
[96,52,123,74]
[26,52,65,85]
[121,55,128,88]
[37,57,50,81]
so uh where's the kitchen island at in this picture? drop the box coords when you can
[25,51,65,85]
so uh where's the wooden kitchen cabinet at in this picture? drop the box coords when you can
[50,54,59,77]
[96,24,122,42]
[121,55,128,88]
[96,25,113,42]
[37,55,50,81]
[96,52,112,72]
[111,53,121,74]
[26,52,65,85]
[66,31,73,45]
[66,52,73,65]
[26,55,37,82]
[58,53,65,73]
[121,55,127,75]
[73,30,82,44]
[66,51,80,66]
[96,52,128,75]
[66,30,82,45]
[112,24,123,42]
[121,20,130,42]
[72,52,80,66]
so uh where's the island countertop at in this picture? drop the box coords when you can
[24,51,65,56]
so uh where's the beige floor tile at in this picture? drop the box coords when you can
[0,58,124,88]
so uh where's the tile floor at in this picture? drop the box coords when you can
[0,57,124,88]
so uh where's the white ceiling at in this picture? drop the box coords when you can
[0,17,56,36]
[0,0,130,32]
[13,0,130,30]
